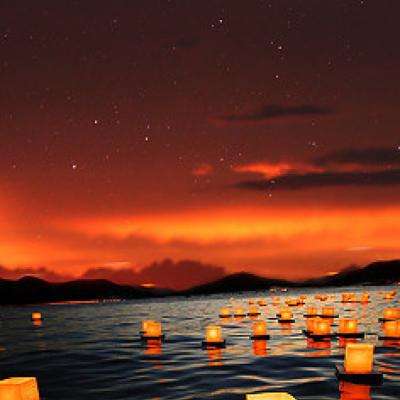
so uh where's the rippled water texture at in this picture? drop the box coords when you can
[0,286,399,399]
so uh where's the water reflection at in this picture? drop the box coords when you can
[339,381,371,400]
[144,339,163,356]
[32,320,42,328]
[207,347,223,367]
[306,338,331,357]
[338,337,358,348]
[252,339,267,357]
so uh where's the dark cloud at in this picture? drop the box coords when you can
[235,169,400,191]
[216,104,332,123]
[314,147,400,167]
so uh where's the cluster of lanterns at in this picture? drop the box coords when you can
[341,292,370,303]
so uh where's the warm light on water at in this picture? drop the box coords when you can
[0,286,399,399]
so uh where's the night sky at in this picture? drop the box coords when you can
[1,1,400,286]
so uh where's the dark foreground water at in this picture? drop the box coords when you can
[0,286,399,400]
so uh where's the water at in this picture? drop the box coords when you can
[0,285,399,400]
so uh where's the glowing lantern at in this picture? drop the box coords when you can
[279,309,293,322]
[272,297,280,305]
[342,293,356,303]
[142,320,162,338]
[246,393,296,400]
[252,321,268,338]
[285,298,299,307]
[0,377,40,400]
[383,308,400,320]
[234,307,246,317]
[306,318,317,333]
[205,325,223,344]
[360,293,370,303]
[219,307,231,318]
[339,319,358,334]
[382,321,400,338]
[344,343,374,374]
[305,307,317,317]
[248,305,260,316]
[321,306,335,317]
[249,299,255,305]
[313,319,331,336]
[258,299,267,306]
[31,312,42,321]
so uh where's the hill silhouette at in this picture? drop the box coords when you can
[0,259,399,304]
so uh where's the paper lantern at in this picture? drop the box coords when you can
[258,299,267,306]
[246,393,296,400]
[252,321,267,337]
[344,343,374,374]
[31,312,42,321]
[313,319,331,335]
[272,297,280,305]
[321,306,335,317]
[383,308,400,320]
[305,307,317,317]
[342,293,356,303]
[205,325,223,343]
[234,307,246,317]
[382,321,400,338]
[279,309,293,321]
[248,305,260,315]
[142,320,162,338]
[285,298,299,307]
[219,307,231,318]
[0,377,40,400]
[248,299,255,305]
[339,319,358,334]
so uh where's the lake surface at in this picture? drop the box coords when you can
[0,285,399,400]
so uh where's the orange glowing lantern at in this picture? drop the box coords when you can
[305,307,317,317]
[142,320,162,338]
[248,305,260,316]
[246,393,296,400]
[252,321,268,338]
[360,293,370,303]
[205,325,224,344]
[0,377,40,400]
[313,319,331,336]
[383,308,400,321]
[31,312,42,321]
[219,307,231,318]
[258,299,267,306]
[279,309,293,322]
[306,318,317,333]
[272,297,280,305]
[234,307,246,317]
[321,306,335,317]
[248,299,255,305]
[339,319,358,334]
[382,320,400,338]
[285,298,299,307]
[344,343,374,374]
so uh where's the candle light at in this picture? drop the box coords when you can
[344,343,374,374]
[205,325,223,343]
[383,308,400,321]
[248,305,260,316]
[313,318,331,336]
[219,307,231,318]
[252,320,268,339]
[31,312,42,321]
[279,308,293,322]
[321,306,335,317]
[258,299,267,306]
[382,320,400,338]
[305,307,317,317]
[306,318,317,333]
[285,298,299,307]
[234,307,246,317]
[246,393,296,400]
[142,320,162,338]
[0,377,40,400]
[339,319,358,334]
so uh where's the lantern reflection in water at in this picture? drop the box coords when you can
[339,381,371,400]
[252,339,267,357]
[207,347,223,367]
[144,339,162,356]
[339,337,357,348]
[306,338,331,357]
[344,343,374,374]
[32,320,42,328]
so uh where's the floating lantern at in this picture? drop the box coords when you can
[360,293,370,303]
[305,318,317,334]
[381,307,400,321]
[342,293,356,303]
[278,308,294,323]
[304,306,317,318]
[219,307,231,318]
[338,319,364,338]
[202,325,225,348]
[336,343,383,384]
[285,298,299,307]
[0,377,40,400]
[246,393,296,400]
[141,320,163,340]
[258,299,267,306]
[315,294,328,301]
[234,307,246,317]
[320,306,336,318]
[31,312,42,321]
[272,297,280,305]
[312,318,331,336]
[248,305,261,316]
[251,321,269,340]
[248,299,255,305]
[380,320,400,340]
